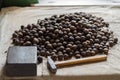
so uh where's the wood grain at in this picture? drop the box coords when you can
[56,55,107,68]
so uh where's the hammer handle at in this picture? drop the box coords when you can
[56,55,107,68]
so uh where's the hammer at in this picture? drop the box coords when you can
[47,55,107,74]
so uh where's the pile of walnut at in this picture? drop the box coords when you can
[12,12,118,62]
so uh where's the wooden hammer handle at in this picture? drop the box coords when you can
[56,55,107,68]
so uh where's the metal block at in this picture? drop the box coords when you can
[6,46,37,77]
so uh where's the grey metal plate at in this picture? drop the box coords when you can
[7,46,37,64]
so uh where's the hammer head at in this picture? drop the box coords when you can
[47,56,57,74]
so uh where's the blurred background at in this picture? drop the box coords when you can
[1,0,120,8]
[38,0,120,5]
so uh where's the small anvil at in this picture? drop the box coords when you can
[6,46,37,77]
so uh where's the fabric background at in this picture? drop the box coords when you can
[0,5,120,80]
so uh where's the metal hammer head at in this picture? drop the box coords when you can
[47,56,57,74]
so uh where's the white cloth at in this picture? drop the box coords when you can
[0,6,120,80]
